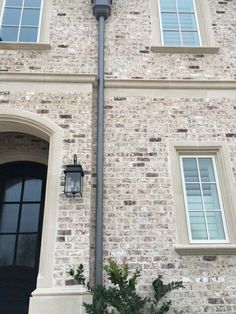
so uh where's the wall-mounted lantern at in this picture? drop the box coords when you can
[64,155,84,197]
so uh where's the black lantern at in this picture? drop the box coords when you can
[64,155,84,197]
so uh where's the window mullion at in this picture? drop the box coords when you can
[13,177,25,265]
[176,0,183,45]
[17,0,25,42]
[0,0,7,31]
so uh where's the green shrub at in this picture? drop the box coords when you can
[69,260,184,314]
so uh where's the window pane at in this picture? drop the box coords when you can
[24,0,41,7]
[162,13,179,30]
[19,27,38,42]
[199,158,215,182]
[182,31,200,46]
[21,8,40,26]
[0,235,15,266]
[0,26,18,41]
[163,31,181,46]
[5,0,23,6]
[2,8,21,25]
[178,0,194,12]
[182,158,199,182]
[206,212,225,240]
[202,183,220,210]
[186,183,203,210]
[189,211,208,240]
[0,204,19,233]
[160,0,176,12]
[179,14,197,30]
[16,234,37,268]
[23,178,42,201]
[20,204,40,232]
[3,177,22,201]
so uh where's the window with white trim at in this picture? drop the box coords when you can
[158,0,201,46]
[0,0,42,42]
[180,156,228,243]
[150,0,218,53]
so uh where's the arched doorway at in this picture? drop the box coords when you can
[0,109,63,293]
[0,162,47,314]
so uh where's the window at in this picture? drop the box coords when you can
[158,0,200,47]
[180,156,228,243]
[170,144,236,255]
[0,0,51,49]
[0,0,42,42]
[150,0,219,53]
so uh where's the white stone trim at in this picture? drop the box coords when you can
[105,79,236,90]
[0,73,97,92]
[1,73,236,91]
[0,109,63,288]
[0,152,48,166]
[29,287,92,314]
[150,46,219,54]
[29,290,92,314]
[0,72,97,84]
[32,286,89,297]
[0,42,51,50]
[104,79,236,98]
[175,245,236,255]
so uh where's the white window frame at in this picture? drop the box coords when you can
[150,0,219,53]
[180,155,229,244]
[157,0,202,47]
[0,0,51,49]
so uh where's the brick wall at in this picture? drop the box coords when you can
[102,96,236,313]
[0,0,236,312]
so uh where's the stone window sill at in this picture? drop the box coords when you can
[151,46,219,54]
[0,42,51,51]
[175,244,236,255]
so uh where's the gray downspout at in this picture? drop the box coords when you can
[91,0,112,286]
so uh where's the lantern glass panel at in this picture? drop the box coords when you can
[65,171,81,195]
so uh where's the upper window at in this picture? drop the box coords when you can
[180,156,228,243]
[0,0,42,43]
[158,0,201,47]
[150,0,219,53]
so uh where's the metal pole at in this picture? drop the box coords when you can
[95,15,105,286]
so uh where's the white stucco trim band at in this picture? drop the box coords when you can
[104,80,236,98]
[29,287,92,314]
[0,42,51,50]
[105,79,236,90]
[31,286,89,297]
[175,245,236,255]
[151,46,219,54]
[1,73,235,90]
[0,72,97,84]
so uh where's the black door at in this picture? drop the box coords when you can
[0,162,47,314]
